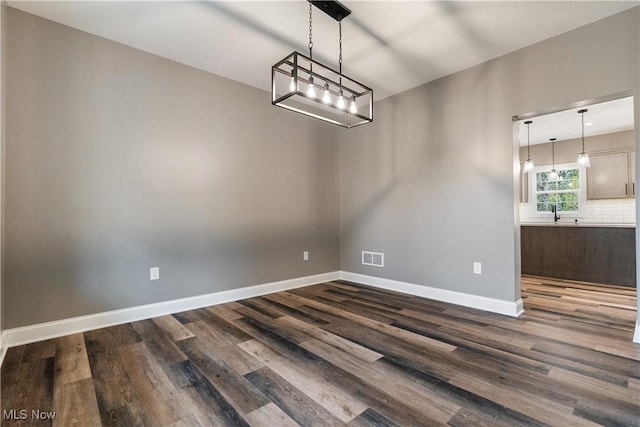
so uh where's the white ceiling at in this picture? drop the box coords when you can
[8,0,639,101]
[517,97,635,146]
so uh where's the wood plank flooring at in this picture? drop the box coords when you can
[1,276,638,426]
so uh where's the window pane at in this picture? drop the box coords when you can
[536,193,555,212]
[557,179,573,190]
[559,169,578,180]
[536,172,545,191]
[557,169,579,190]
[558,192,579,212]
[537,202,551,212]
[535,172,555,191]
[537,180,557,192]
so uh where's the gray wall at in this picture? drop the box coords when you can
[4,9,340,329]
[519,130,634,166]
[339,7,639,303]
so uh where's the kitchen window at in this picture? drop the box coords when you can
[530,163,586,215]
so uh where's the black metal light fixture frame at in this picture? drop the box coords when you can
[271,0,373,128]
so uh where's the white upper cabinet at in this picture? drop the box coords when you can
[587,149,635,199]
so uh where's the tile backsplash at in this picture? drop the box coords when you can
[520,199,636,225]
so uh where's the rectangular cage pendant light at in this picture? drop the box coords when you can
[271,1,373,129]
[272,52,373,128]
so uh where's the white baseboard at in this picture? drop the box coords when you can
[339,271,524,317]
[2,271,340,349]
[0,334,6,368]
[634,319,640,344]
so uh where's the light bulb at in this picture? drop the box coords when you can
[549,169,559,181]
[289,76,296,92]
[523,159,535,171]
[349,95,358,114]
[336,91,346,110]
[306,77,316,98]
[322,83,331,104]
[577,152,590,168]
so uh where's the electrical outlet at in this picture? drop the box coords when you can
[150,267,160,281]
[473,262,482,275]
[303,251,309,261]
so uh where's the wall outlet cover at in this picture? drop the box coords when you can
[303,251,309,261]
[473,262,482,275]
[150,267,160,281]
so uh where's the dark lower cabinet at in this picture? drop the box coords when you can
[521,226,636,287]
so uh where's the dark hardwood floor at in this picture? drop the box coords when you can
[1,276,638,426]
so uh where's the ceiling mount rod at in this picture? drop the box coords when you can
[309,0,351,22]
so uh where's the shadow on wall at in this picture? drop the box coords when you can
[339,96,399,235]
[308,122,341,241]
[341,55,515,237]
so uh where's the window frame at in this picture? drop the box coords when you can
[528,162,587,218]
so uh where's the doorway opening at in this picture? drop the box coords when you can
[514,95,637,340]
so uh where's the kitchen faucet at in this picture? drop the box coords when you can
[551,204,560,222]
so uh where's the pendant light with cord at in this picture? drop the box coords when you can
[577,108,591,167]
[523,120,535,171]
[549,138,559,181]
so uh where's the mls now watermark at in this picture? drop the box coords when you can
[3,409,57,420]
